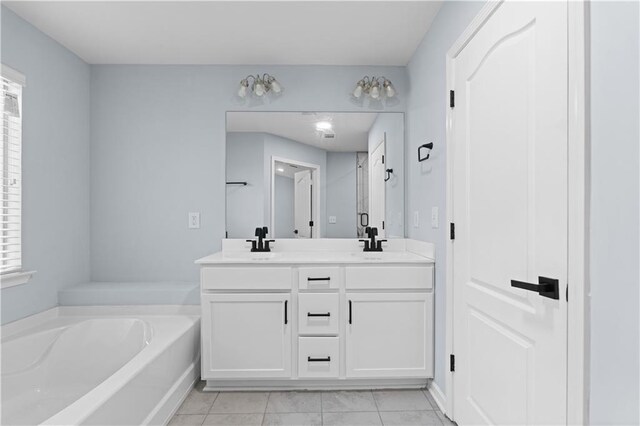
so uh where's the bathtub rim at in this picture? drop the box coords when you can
[1,305,201,426]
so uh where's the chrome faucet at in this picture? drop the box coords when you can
[247,227,274,252]
[359,227,387,252]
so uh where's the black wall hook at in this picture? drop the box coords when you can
[418,142,434,162]
[385,168,394,182]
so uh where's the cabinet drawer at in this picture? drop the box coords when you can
[298,293,340,335]
[298,267,340,290]
[202,267,292,290]
[298,337,339,378]
[345,265,433,290]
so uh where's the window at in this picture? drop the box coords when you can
[1,68,23,275]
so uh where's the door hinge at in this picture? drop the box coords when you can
[309,220,314,227]
[382,154,385,164]
[450,354,455,372]
[566,284,569,302]
[450,223,455,240]
[449,90,455,108]
[382,220,385,230]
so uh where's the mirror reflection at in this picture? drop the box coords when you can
[226,112,404,239]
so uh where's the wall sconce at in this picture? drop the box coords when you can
[418,142,434,162]
[352,76,396,100]
[238,73,283,98]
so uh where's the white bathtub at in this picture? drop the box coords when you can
[1,306,200,426]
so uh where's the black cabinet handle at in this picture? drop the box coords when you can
[307,277,331,282]
[348,300,352,324]
[307,356,331,362]
[284,300,288,324]
[510,276,559,300]
[307,312,331,317]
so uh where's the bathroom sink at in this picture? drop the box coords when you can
[221,252,279,261]
[349,251,417,262]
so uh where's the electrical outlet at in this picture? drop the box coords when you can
[188,212,200,229]
[329,216,337,224]
[414,211,419,228]
[431,207,439,228]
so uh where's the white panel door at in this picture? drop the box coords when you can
[201,293,291,379]
[346,293,432,378]
[294,170,313,238]
[451,2,568,425]
[369,140,386,237]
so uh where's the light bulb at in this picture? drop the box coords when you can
[254,80,266,97]
[370,82,380,99]
[352,83,363,98]
[384,81,395,98]
[238,81,248,98]
[270,79,282,93]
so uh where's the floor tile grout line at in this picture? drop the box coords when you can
[370,390,385,426]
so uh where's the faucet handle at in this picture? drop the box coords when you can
[255,227,263,237]
[246,239,258,251]
[264,239,275,252]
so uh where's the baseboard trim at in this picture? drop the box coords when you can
[428,380,447,414]
[204,378,428,392]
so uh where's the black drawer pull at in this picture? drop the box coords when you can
[348,300,352,324]
[284,300,288,324]
[307,277,331,281]
[307,312,331,317]
[308,356,331,362]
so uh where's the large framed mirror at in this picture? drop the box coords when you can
[225,112,404,239]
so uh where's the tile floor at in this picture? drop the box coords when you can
[169,382,456,426]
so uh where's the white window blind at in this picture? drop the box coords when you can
[1,74,22,274]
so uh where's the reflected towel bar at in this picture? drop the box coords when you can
[226,181,248,186]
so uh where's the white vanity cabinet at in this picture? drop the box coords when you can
[346,292,433,378]
[197,239,435,390]
[201,293,292,378]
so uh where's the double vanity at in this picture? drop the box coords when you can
[196,238,435,390]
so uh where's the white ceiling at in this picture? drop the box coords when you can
[227,111,379,152]
[3,1,442,65]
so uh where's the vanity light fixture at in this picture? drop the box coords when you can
[352,76,396,100]
[238,73,282,98]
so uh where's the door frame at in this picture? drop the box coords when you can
[443,1,589,424]
[270,155,321,238]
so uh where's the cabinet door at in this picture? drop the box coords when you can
[346,292,433,378]
[201,293,291,379]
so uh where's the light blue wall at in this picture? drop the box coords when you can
[226,132,265,239]
[405,1,486,392]
[326,152,357,238]
[90,66,406,282]
[0,7,91,324]
[589,2,640,424]
[368,113,406,238]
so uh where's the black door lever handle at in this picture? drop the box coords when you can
[511,276,560,300]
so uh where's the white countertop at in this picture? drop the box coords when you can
[196,239,435,265]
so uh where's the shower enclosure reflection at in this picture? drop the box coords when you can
[225,112,404,239]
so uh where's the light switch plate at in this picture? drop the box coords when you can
[431,207,439,228]
[188,212,200,229]
[329,216,337,224]
[414,211,419,228]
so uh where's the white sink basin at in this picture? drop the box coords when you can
[222,252,279,261]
